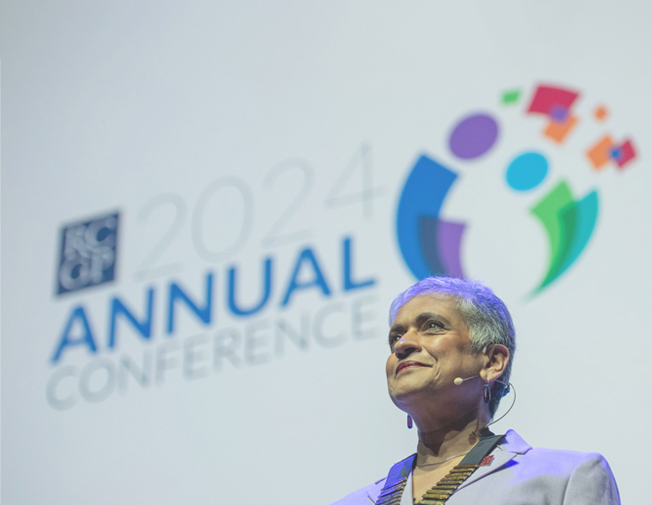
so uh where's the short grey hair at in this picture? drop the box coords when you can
[389,277,515,417]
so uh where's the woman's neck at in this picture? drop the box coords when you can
[415,413,487,465]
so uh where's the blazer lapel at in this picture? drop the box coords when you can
[365,478,387,503]
[457,429,532,490]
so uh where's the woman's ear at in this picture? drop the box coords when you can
[481,344,509,383]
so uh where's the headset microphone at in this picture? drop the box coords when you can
[453,375,479,385]
[454,346,491,386]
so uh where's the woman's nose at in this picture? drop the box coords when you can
[394,330,421,359]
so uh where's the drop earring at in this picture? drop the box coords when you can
[483,383,492,404]
[407,415,413,429]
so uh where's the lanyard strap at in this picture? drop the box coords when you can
[459,433,504,465]
[376,431,504,505]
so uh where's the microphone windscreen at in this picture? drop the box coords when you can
[453,377,464,385]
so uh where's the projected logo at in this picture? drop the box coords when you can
[56,212,120,294]
[397,84,637,295]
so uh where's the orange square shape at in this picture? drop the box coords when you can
[544,115,578,143]
[586,135,614,169]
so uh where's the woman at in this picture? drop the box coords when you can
[332,277,620,505]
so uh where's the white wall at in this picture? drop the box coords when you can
[2,1,651,503]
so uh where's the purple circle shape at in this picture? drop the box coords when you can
[448,113,499,160]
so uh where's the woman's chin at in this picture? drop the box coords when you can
[389,384,430,408]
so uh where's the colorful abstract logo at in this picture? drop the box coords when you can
[397,84,637,295]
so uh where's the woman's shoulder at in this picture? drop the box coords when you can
[503,429,612,468]
[497,429,620,503]
[500,429,619,498]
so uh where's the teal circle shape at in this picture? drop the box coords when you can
[506,152,548,191]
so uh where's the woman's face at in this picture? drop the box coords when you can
[386,294,485,413]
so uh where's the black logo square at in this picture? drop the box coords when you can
[56,212,120,295]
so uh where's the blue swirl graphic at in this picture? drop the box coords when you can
[396,155,460,279]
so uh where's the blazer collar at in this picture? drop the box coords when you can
[458,429,532,490]
[367,430,533,502]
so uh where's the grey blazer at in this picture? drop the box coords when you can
[330,430,620,505]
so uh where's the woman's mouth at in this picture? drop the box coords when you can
[396,361,430,374]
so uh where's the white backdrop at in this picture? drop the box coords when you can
[2,1,651,504]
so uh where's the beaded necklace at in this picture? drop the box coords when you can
[375,433,504,505]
